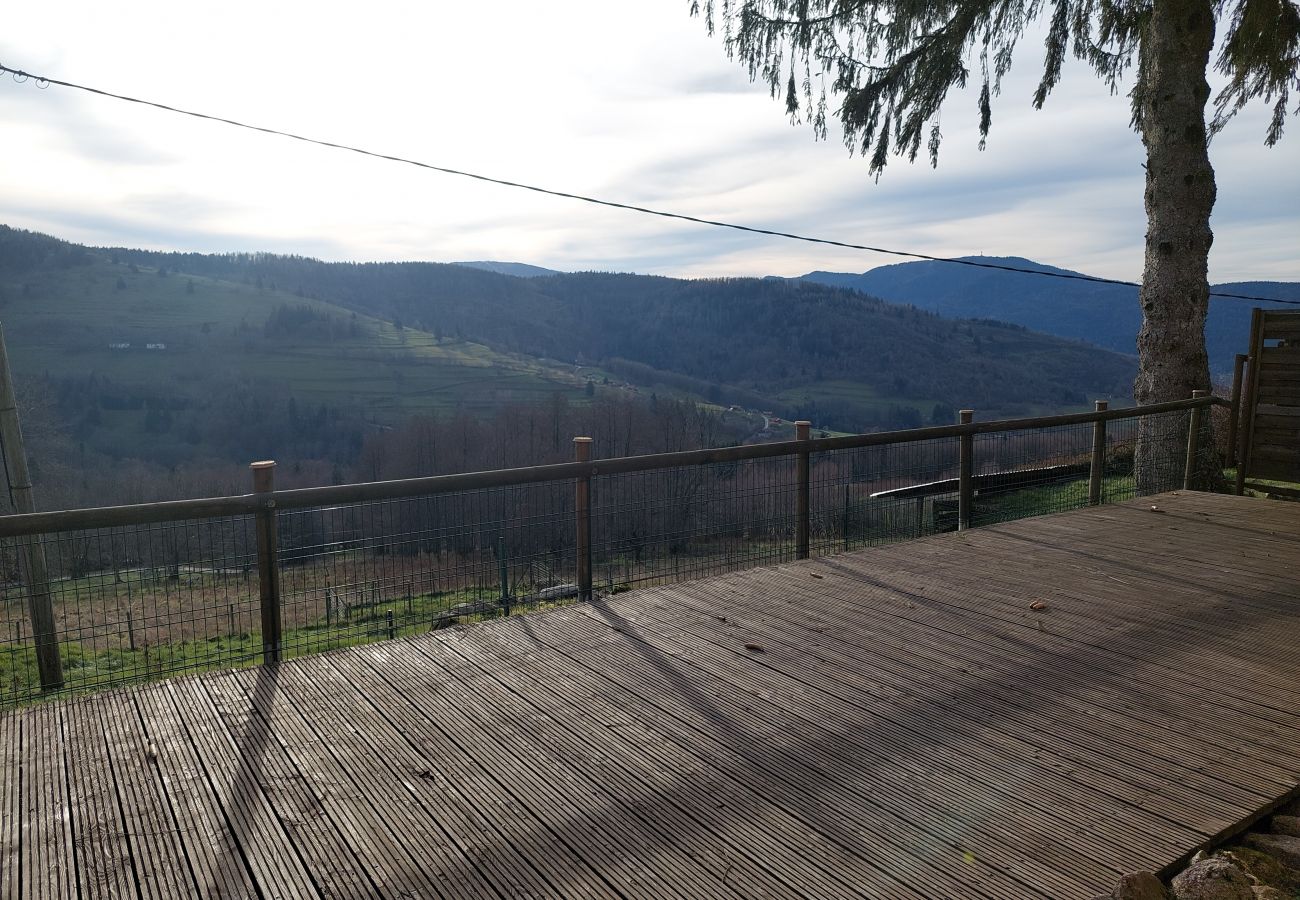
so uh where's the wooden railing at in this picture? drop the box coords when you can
[0,393,1225,695]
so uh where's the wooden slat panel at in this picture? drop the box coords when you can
[1251,458,1300,481]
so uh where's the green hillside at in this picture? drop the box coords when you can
[0,228,603,465]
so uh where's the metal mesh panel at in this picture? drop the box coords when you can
[590,456,800,591]
[0,516,257,705]
[275,481,577,660]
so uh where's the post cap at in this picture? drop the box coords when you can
[1191,389,1210,398]
[572,436,593,443]
[250,460,277,469]
[1095,399,1109,410]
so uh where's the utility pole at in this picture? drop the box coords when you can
[0,324,63,691]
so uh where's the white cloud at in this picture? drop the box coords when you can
[0,0,1295,285]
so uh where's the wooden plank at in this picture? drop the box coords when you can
[217,665,451,900]
[445,609,1110,897]
[245,655,574,900]
[21,701,77,900]
[1251,458,1300,481]
[0,710,21,900]
[318,647,745,900]
[637,573,1297,798]
[570,593,1216,861]
[376,638,947,900]
[426,624,1068,900]
[198,671,380,900]
[472,604,1127,891]
[131,684,260,899]
[95,689,197,900]
[63,695,137,899]
[840,545,1300,722]
[161,677,319,900]
[238,656,620,900]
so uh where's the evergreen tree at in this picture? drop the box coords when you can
[691,0,1298,486]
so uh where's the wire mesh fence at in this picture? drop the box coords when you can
[590,455,802,591]
[0,397,1225,706]
[0,516,260,702]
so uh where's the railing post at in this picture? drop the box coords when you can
[1227,353,1247,468]
[1088,400,1108,506]
[0,323,63,692]
[574,437,593,602]
[498,535,511,616]
[958,410,974,531]
[1184,390,1209,491]
[795,421,811,559]
[251,461,282,663]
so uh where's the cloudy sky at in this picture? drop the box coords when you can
[2,1,1296,284]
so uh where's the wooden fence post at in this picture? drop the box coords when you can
[1184,390,1209,491]
[1089,400,1108,506]
[251,461,282,663]
[795,421,811,559]
[498,535,510,616]
[574,437,593,602]
[1227,353,1247,468]
[0,324,62,692]
[958,410,974,531]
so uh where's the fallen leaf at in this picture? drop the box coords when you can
[1149,505,1165,513]
[809,572,824,579]
[1029,600,1048,611]
[744,643,765,653]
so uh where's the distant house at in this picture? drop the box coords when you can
[146,343,166,350]
[108,342,130,350]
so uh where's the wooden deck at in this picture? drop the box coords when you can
[4,490,1299,899]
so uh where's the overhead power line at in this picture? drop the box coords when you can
[1,61,1295,306]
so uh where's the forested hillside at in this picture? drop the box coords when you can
[0,223,1142,507]
[91,234,1137,428]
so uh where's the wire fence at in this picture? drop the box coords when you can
[0,397,1225,706]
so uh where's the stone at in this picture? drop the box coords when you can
[1250,886,1287,900]
[1170,857,1254,900]
[1269,815,1300,838]
[1242,832,1300,870]
[1220,846,1295,893]
[1111,870,1169,899]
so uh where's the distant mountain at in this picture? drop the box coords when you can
[802,257,1300,375]
[453,261,559,278]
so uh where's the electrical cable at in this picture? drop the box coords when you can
[1,61,1296,305]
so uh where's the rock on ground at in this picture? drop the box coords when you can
[1111,870,1169,899]
[1241,833,1300,871]
[1170,857,1255,900]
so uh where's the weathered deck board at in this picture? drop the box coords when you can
[3,490,1299,899]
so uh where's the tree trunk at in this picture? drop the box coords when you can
[1133,0,1218,493]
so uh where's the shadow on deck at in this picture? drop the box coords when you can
[4,490,1298,900]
